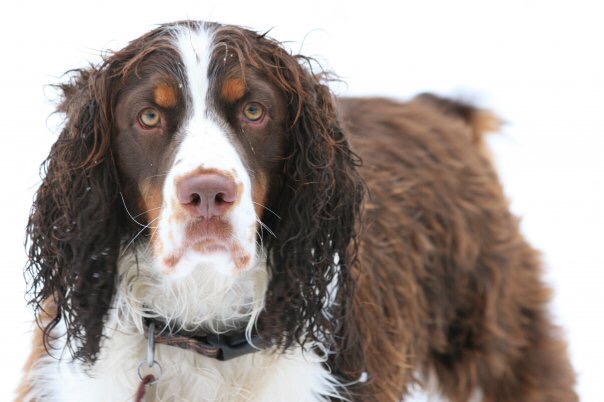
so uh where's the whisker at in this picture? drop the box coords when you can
[132,206,162,220]
[145,223,163,256]
[119,192,148,228]
[254,230,265,260]
[252,202,281,220]
[241,128,255,154]
[256,218,276,238]
[253,214,269,260]
[144,172,169,181]
[121,216,160,256]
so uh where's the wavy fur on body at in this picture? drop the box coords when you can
[18,21,577,402]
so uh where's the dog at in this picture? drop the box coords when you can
[17,21,578,401]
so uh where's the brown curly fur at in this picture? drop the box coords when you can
[335,97,578,401]
[20,21,577,401]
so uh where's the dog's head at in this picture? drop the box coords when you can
[26,21,364,362]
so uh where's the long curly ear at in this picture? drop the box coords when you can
[258,50,365,350]
[25,67,122,363]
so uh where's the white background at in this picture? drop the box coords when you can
[1,0,602,400]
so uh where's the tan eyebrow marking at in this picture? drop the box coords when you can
[154,83,178,108]
[222,77,246,103]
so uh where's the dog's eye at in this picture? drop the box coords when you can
[138,108,161,128]
[242,102,265,122]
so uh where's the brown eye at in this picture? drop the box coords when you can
[138,108,161,128]
[242,102,265,122]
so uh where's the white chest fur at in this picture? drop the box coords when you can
[30,328,341,402]
[23,250,343,402]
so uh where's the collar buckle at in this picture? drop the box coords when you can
[207,331,262,361]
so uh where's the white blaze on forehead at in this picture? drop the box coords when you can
[173,25,211,119]
[170,25,248,174]
[150,25,257,277]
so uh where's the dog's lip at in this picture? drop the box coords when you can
[157,236,234,273]
[185,217,233,241]
[191,238,230,254]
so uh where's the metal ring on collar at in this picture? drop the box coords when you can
[137,360,162,384]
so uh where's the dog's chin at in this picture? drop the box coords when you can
[154,246,256,279]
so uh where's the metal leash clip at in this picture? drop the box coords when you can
[138,322,163,385]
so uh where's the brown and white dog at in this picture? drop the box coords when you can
[17,21,578,402]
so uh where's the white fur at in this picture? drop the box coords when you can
[21,248,344,402]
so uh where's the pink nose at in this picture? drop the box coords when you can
[176,174,238,218]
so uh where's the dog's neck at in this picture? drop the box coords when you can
[112,248,269,338]
[143,316,265,361]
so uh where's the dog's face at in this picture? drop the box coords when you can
[113,26,287,278]
[26,21,363,362]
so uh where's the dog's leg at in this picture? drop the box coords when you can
[14,301,57,402]
[427,275,578,402]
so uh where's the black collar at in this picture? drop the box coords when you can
[144,317,264,361]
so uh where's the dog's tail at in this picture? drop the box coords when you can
[415,93,502,146]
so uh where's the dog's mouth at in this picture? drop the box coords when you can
[152,217,256,277]
[191,239,230,255]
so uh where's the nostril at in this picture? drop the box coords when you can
[176,173,238,218]
[215,192,232,206]
[190,193,201,206]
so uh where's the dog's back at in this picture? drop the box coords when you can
[336,95,578,401]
